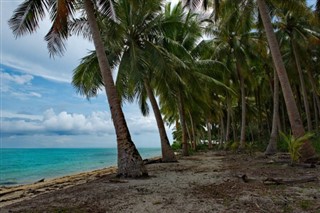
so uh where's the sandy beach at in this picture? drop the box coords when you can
[1,151,320,212]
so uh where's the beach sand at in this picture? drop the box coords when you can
[1,151,320,212]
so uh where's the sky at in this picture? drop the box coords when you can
[0,0,181,148]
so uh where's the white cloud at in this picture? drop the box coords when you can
[9,91,42,100]
[1,110,42,121]
[29,92,42,98]
[1,108,162,137]
[1,71,33,84]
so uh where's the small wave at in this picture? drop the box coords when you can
[0,181,19,186]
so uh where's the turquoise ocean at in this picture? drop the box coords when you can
[0,148,161,186]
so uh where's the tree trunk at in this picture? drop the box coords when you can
[281,99,287,133]
[292,41,312,132]
[225,98,231,142]
[232,112,237,142]
[257,0,315,161]
[84,0,147,177]
[314,93,319,135]
[306,69,320,116]
[188,111,197,150]
[219,115,225,149]
[265,69,279,155]
[177,91,189,156]
[144,80,177,162]
[207,120,213,149]
[237,62,246,150]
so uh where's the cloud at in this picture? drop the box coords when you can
[1,108,161,138]
[1,109,113,136]
[1,71,33,84]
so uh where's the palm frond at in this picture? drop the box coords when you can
[72,51,102,99]
[45,0,75,57]
[8,0,49,37]
[97,0,118,22]
[70,17,92,40]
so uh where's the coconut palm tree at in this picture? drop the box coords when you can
[274,3,320,133]
[157,2,230,155]
[257,0,316,161]
[184,0,317,161]
[9,0,147,177]
[72,0,179,162]
[205,0,257,149]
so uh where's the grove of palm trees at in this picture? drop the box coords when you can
[3,0,320,212]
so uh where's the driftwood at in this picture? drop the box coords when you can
[292,163,316,168]
[143,158,162,165]
[266,160,316,168]
[263,176,318,185]
[109,179,128,183]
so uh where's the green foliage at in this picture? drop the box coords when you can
[280,132,314,164]
[245,142,256,156]
[230,141,239,152]
[196,143,208,151]
[311,136,320,154]
[277,136,289,152]
[171,141,182,151]
[222,141,233,151]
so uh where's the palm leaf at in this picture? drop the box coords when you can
[97,0,118,22]
[45,0,75,57]
[8,0,49,37]
[70,17,92,40]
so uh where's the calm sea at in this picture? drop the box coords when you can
[0,148,161,186]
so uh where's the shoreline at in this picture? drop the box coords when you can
[2,151,320,212]
[0,165,118,208]
[1,147,161,187]
[0,155,162,208]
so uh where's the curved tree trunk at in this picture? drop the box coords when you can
[257,0,315,161]
[84,0,147,177]
[144,80,177,162]
[292,41,312,132]
[265,69,279,155]
[177,91,189,156]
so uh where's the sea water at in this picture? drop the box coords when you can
[0,148,161,186]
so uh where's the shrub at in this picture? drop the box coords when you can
[196,143,208,151]
[230,141,239,152]
[171,141,182,151]
[280,132,314,164]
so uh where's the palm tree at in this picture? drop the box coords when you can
[257,0,316,161]
[205,0,257,149]
[184,0,317,161]
[72,0,178,162]
[9,0,147,177]
[274,4,320,133]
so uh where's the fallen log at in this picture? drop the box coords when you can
[263,176,318,185]
[143,158,162,165]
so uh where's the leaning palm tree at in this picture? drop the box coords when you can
[72,0,178,162]
[9,0,147,177]
[257,0,316,161]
